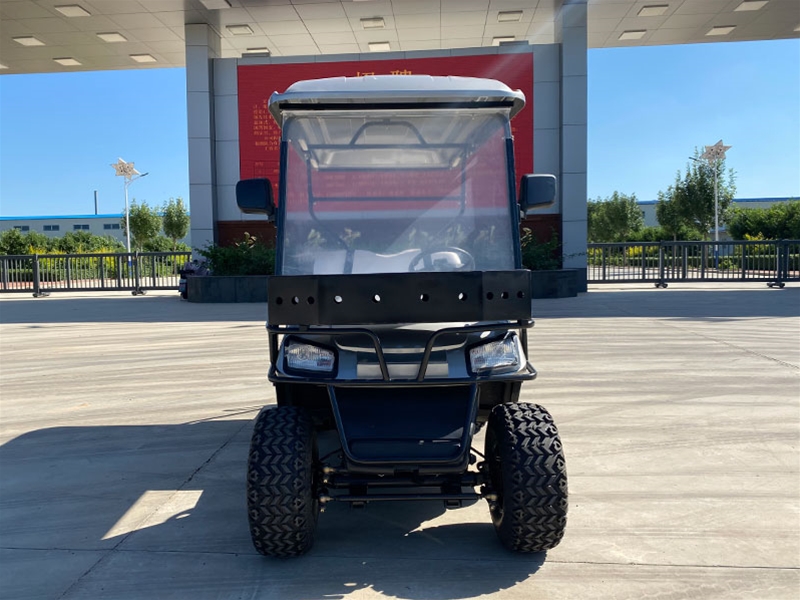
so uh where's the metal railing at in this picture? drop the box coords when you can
[588,240,800,287]
[0,251,191,296]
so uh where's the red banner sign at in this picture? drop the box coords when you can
[238,53,534,194]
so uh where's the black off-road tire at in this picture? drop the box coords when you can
[247,406,319,557]
[485,402,568,553]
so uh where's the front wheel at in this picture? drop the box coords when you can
[485,403,568,553]
[247,406,319,557]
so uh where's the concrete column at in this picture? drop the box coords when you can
[212,59,241,223]
[186,24,221,252]
[533,42,561,211]
[556,0,588,290]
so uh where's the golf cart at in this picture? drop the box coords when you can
[237,75,567,557]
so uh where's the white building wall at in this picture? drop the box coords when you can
[0,216,125,241]
[0,215,190,246]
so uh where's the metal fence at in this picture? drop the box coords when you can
[0,251,191,296]
[3,243,796,295]
[588,240,800,287]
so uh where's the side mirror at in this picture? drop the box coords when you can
[519,174,557,214]
[236,178,275,219]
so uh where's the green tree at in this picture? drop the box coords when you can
[143,235,191,253]
[162,197,190,251]
[727,200,800,240]
[121,200,162,251]
[657,150,736,240]
[0,228,28,255]
[655,190,704,241]
[51,231,125,253]
[1,229,126,255]
[587,191,644,242]
[655,190,684,241]
[22,231,51,253]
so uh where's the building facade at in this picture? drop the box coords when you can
[0,214,191,247]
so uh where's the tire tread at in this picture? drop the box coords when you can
[246,406,318,557]
[487,402,568,553]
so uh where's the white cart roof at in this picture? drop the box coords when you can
[268,75,525,125]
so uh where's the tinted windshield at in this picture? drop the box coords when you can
[279,109,517,275]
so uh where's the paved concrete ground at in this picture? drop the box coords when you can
[0,283,798,600]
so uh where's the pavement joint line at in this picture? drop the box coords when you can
[179,419,252,485]
[181,405,263,425]
[589,299,800,372]
[651,321,799,372]
[54,420,252,599]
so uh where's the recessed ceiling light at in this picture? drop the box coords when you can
[706,25,736,36]
[498,11,523,22]
[130,54,157,63]
[360,17,385,29]
[54,5,91,17]
[53,57,81,66]
[199,0,232,9]
[226,24,253,36]
[619,30,647,40]
[638,5,669,17]
[97,32,128,43]
[368,41,391,52]
[13,36,45,46]
[243,47,271,55]
[492,36,516,45]
[734,0,768,11]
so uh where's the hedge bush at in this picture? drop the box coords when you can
[198,233,275,276]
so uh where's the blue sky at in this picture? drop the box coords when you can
[0,38,798,217]
[0,68,189,217]
[588,39,799,202]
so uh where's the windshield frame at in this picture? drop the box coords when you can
[273,108,523,276]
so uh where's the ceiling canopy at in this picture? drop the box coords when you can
[1,0,797,74]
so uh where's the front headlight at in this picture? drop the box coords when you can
[469,335,521,374]
[286,342,335,373]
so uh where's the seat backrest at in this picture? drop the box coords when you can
[312,250,347,274]
[351,249,419,274]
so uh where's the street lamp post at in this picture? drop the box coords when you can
[691,140,731,268]
[111,158,149,258]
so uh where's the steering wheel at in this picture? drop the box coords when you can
[409,246,475,272]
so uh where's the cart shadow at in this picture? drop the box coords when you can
[0,420,545,599]
[3,286,795,325]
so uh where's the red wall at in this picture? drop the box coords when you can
[237,53,534,199]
